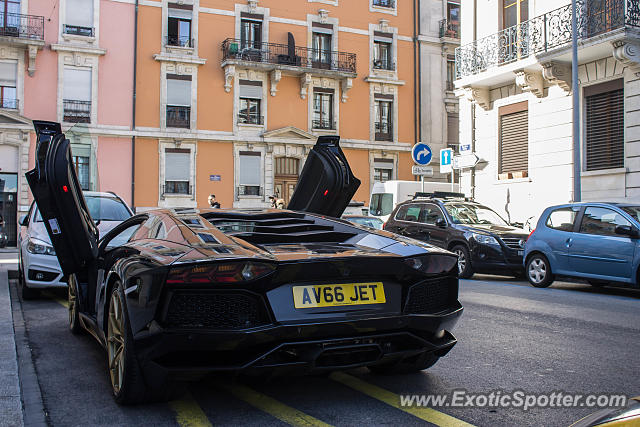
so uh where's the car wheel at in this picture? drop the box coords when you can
[107,281,148,405]
[19,261,39,300]
[368,352,439,375]
[452,245,473,279]
[68,274,82,335]
[526,254,554,288]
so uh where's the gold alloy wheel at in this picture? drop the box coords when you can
[68,276,77,328]
[107,288,125,395]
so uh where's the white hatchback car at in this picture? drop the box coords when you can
[18,191,133,299]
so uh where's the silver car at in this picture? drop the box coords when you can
[18,191,132,299]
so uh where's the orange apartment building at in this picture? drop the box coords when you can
[133,0,421,210]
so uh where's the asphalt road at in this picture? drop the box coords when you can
[12,275,640,427]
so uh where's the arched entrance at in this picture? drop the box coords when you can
[273,157,299,206]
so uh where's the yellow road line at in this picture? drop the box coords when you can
[330,372,475,427]
[42,291,68,308]
[223,383,332,427]
[170,392,213,427]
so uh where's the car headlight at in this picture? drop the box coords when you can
[472,233,499,246]
[27,239,56,256]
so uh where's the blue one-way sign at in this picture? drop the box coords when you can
[412,143,433,166]
[440,148,453,174]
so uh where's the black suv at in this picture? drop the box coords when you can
[384,193,529,278]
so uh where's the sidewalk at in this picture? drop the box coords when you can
[0,266,21,426]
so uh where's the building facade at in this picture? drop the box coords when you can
[455,0,640,223]
[133,0,425,210]
[0,0,135,246]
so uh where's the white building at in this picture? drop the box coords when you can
[455,0,640,224]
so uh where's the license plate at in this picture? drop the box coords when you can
[292,282,385,309]
[518,250,524,256]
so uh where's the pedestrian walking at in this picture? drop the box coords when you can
[208,194,221,208]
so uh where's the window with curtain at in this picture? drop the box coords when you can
[0,0,20,31]
[164,148,191,194]
[373,40,392,70]
[166,75,191,128]
[238,152,261,196]
[375,99,393,141]
[240,19,262,49]
[73,155,90,190]
[167,6,192,47]
[65,0,94,36]
[313,91,334,130]
[0,61,17,109]
[238,81,262,125]
[312,32,332,67]
[374,159,394,183]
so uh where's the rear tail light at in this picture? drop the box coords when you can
[526,228,536,242]
[404,255,458,275]
[166,262,275,284]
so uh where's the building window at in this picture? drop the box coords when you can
[0,62,17,109]
[585,79,624,171]
[373,39,393,71]
[166,74,191,129]
[313,90,334,130]
[503,0,528,29]
[498,101,528,179]
[240,17,262,49]
[374,158,394,183]
[447,113,459,147]
[64,0,94,36]
[446,55,456,91]
[63,67,92,123]
[72,155,90,190]
[164,148,191,195]
[373,0,395,8]
[167,4,192,47]
[0,0,20,35]
[238,152,261,196]
[238,80,263,125]
[375,98,393,141]
[312,30,332,69]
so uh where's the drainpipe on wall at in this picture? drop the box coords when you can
[131,0,139,210]
[413,0,419,146]
[417,0,422,143]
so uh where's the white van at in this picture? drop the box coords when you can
[369,180,461,222]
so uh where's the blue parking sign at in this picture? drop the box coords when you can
[411,143,433,166]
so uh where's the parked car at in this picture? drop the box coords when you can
[342,215,384,230]
[18,191,133,299]
[384,193,529,278]
[524,202,640,288]
[27,121,463,404]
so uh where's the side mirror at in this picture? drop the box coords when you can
[436,218,447,228]
[18,215,28,227]
[615,225,638,238]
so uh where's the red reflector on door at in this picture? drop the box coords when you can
[62,185,68,192]
[323,190,328,196]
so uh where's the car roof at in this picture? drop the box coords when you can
[545,202,640,209]
[84,191,121,198]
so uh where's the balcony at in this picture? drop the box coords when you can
[63,25,94,37]
[0,98,18,110]
[163,182,193,196]
[439,19,460,39]
[166,35,194,48]
[166,105,191,128]
[221,38,357,75]
[237,185,262,197]
[456,0,640,81]
[373,0,395,8]
[375,122,393,141]
[373,59,396,71]
[63,100,91,123]
[0,12,44,40]
[238,114,264,125]
[312,119,336,130]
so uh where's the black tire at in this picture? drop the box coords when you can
[68,274,82,335]
[19,261,39,300]
[368,352,439,375]
[526,253,554,288]
[451,244,473,279]
[107,281,148,405]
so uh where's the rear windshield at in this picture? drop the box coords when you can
[370,193,393,217]
[35,196,131,222]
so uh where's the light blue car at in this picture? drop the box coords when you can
[524,203,640,288]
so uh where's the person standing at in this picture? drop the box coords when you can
[208,194,221,208]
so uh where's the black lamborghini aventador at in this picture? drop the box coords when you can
[26,121,463,405]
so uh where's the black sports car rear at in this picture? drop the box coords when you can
[26,121,463,404]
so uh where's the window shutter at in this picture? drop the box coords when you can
[447,114,459,144]
[66,0,94,27]
[586,87,624,171]
[165,150,190,181]
[499,110,528,174]
[168,8,192,19]
[239,154,261,185]
[239,81,262,99]
[63,68,92,101]
[0,62,16,87]
[167,78,191,106]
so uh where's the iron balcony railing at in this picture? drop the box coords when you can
[166,35,194,48]
[375,122,393,141]
[63,24,94,37]
[237,185,262,196]
[312,119,336,130]
[238,114,264,125]
[222,38,357,73]
[373,59,396,71]
[63,100,91,123]
[439,19,460,39]
[163,182,193,196]
[166,105,191,128]
[0,98,18,109]
[456,0,640,79]
[0,12,44,40]
[373,0,395,8]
